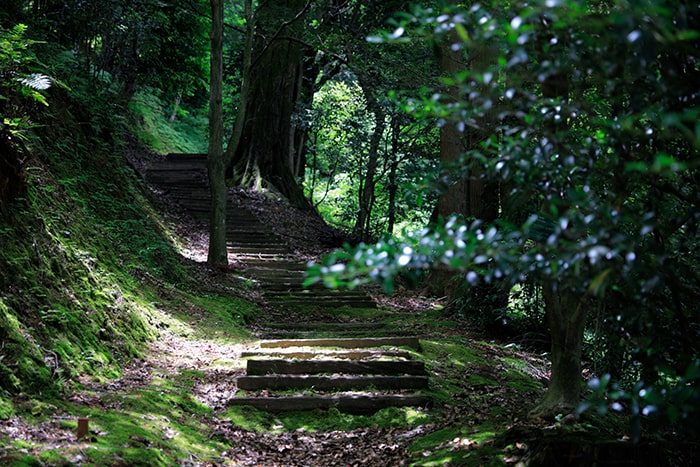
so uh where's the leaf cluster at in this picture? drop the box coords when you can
[307,0,700,436]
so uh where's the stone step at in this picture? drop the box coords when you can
[236,375,429,391]
[260,322,387,331]
[244,266,308,274]
[228,247,291,254]
[227,394,433,414]
[258,330,412,340]
[247,359,426,376]
[240,349,413,360]
[262,290,374,299]
[259,337,422,350]
[264,299,377,309]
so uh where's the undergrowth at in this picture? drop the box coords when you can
[129,88,207,155]
[0,54,245,427]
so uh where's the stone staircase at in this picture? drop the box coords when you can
[145,154,431,413]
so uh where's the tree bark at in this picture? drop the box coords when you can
[354,79,386,241]
[386,115,400,235]
[426,21,502,302]
[529,284,588,418]
[224,0,313,211]
[206,0,227,266]
[529,24,583,419]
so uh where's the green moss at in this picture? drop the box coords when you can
[84,447,170,467]
[468,374,500,387]
[4,455,42,466]
[186,293,257,340]
[408,424,504,467]
[129,89,207,155]
[0,395,15,419]
[421,340,489,367]
[408,426,460,453]
[37,450,70,465]
[504,369,543,393]
[221,405,431,433]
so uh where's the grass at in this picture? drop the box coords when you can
[129,89,207,155]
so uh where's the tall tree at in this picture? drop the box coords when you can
[354,76,387,241]
[224,0,313,210]
[207,0,227,266]
[424,9,503,308]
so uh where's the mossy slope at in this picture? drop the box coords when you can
[0,83,233,419]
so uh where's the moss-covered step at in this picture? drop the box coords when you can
[264,299,377,309]
[260,322,387,331]
[257,321,395,338]
[246,359,426,376]
[236,374,429,390]
[258,329,415,339]
[240,349,413,360]
[259,336,422,351]
[227,394,433,414]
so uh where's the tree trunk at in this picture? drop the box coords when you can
[206,0,227,266]
[529,27,580,418]
[354,80,386,241]
[426,23,501,302]
[291,50,321,180]
[169,90,182,123]
[224,0,313,211]
[530,284,588,419]
[386,115,400,235]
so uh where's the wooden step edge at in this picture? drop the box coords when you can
[240,350,413,360]
[236,375,430,391]
[227,394,433,414]
[258,331,411,340]
[259,337,422,351]
[259,322,387,330]
[246,359,426,376]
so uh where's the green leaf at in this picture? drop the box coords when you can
[588,268,612,296]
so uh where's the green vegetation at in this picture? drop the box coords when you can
[308,0,700,437]
[1,0,698,464]
[223,405,430,434]
[130,89,208,155]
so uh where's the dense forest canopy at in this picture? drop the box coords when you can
[1,0,699,449]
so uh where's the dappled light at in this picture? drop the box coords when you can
[1,0,698,464]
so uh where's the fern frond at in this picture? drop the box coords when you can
[18,73,51,91]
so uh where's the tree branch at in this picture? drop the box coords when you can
[252,1,313,70]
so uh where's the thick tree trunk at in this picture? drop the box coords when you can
[426,26,502,302]
[530,284,588,419]
[207,0,227,266]
[224,0,313,211]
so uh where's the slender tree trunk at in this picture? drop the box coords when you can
[354,84,386,241]
[225,0,253,170]
[291,51,321,180]
[169,90,182,123]
[387,116,400,235]
[529,28,586,419]
[206,0,227,266]
[435,28,468,220]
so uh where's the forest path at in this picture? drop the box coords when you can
[146,154,432,413]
